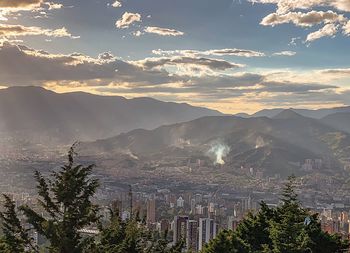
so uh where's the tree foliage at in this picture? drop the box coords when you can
[20,145,100,253]
[0,194,37,253]
[94,207,183,253]
[202,176,349,253]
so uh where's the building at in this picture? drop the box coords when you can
[177,196,185,208]
[173,216,189,244]
[227,216,241,231]
[187,220,198,252]
[241,196,252,213]
[147,198,156,224]
[198,218,217,251]
[159,219,170,233]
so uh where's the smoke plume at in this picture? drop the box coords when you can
[255,136,266,149]
[208,142,230,165]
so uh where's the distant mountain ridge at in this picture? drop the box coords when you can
[0,86,222,144]
[82,109,350,176]
[237,106,350,119]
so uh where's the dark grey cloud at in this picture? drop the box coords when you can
[0,42,176,86]
[0,41,348,109]
[136,56,244,71]
[259,81,337,93]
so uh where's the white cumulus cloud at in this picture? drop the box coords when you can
[260,10,345,27]
[0,24,78,39]
[306,23,339,42]
[144,26,184,36]
[273,51,297,56]
[112,1,122,8]
[116,12,141,29]
[251,0,350,42]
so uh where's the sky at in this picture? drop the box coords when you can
[0,0,350,114]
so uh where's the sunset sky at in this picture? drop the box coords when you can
[0,0,350,113]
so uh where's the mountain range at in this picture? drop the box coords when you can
[236,106,350,119]
[0,86,221,144]
[82,109,350,176]
[2,86,350,177]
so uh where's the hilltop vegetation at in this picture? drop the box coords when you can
[83,110,350,176]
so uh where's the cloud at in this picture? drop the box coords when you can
[306,23,339,42]
[0,0,62,17]
[249,0,350,14]
[273,51,296,56]
[204,49,265,57]
[259,81,336,93]
[260,10,345,27]
[0,0,43,9]
[134,56,244,72]
[112,1,122,8]
[0,42,178,86]
[144,26,184,36]
[132,30,143,37]
[116,12,141,29]
[45,2,63,10]
[0,24,78,39]
[344,20,350,35]
[98,52,116,61]
[1,41,350,114]
[318,68,350,76]
[252,0,350,42]
[152,48,265,57]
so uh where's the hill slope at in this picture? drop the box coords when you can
[0,86,222,144]
[83,110,350,176]
[247,107,350,119]
[321,112,350,134]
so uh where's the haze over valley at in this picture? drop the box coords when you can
[1,0,350,251]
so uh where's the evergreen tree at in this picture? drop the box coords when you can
[144,230,184,253]
[97,206,183,253]
[202,175,349,253]
[0,194,37,253]
[97,208,127,252]
[202,229,250,253]
[269,176,309,253]
[235,202,274,252]
[20,145,100,253]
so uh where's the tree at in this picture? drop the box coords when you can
[235,202,274,252]
[97,207,183,253]
[0,194,37,253]
[269,176,309,253]
[202,229,250,253]
[20,145,100,253]
[202,175,349,253]
[97,207,127,253]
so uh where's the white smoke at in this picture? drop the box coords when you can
[208,142,231,165]
[255,136,266,149]
[124,149,139,160]
[173,138,191,148]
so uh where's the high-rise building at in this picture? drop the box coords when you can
[160,219,170,233]
[147,198,156,224]
[177,196,185,208]
[190,199,196,214]
[198,218,217,251]
[187,220,198,252]
[173,216,189,244]
[227,216,240,231]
